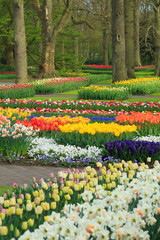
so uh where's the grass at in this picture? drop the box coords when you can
[150,92,160,96]
[0,186,12,196]
[126,97,160,102]
[22,96,160,103]
[58,90,78,95]
[23,96,77,101]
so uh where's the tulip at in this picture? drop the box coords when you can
[0,226,8,236]
[28,218,34,227]
[21,221,28,230]
[51,202,56,210]
[14,228,20,238]
[35,206,43,215]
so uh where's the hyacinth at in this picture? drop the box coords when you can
[103,139,160,162]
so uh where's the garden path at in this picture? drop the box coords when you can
[0,164,84,186]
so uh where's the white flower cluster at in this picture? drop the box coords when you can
[134,135,160,142]
[28,137,102,161]
[0,122,38,139]
[33,78,61,85]
[17,162,160,240]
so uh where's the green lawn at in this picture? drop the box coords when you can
[150,92,160,96]
[23,96,160,103]
[0,186,12,196]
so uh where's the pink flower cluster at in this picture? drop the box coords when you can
[0,83,34,91]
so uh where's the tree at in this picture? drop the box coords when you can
[124,0,135,78]
[153,0,160,76]
[0,0,14,66]
[13,0,28,83]
[102,0,111,65]
[134,0,141,66]
[112,0,127,83]
[32,0,73,78]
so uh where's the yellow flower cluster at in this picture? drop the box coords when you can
[58,122,137,136]
[112,77,160,86]
[65,72,90,76]
[0,107,31,120]
[79,85,127,92]
[35,115,91,124]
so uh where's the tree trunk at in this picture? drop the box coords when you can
[112,0,127,83]
[13,0,28,83]
[154,1,160,76]
[37,37,56,78]
[4,38,14,67]
[134,0,141,67]
[35,0,55,78]
[32,0,71,78]
[124,0,135,78]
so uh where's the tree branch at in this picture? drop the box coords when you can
[32,0,43,21]
[53,0,71,36]
[71,16,95,30]
[78,8,105,19]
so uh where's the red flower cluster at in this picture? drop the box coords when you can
[85,65,112,68]
[116,111,160,124]
[85,65,155,69]
[16,118,65,131]
[0,71,33,76]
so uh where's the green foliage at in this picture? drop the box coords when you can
[82,66,112,71]
[0,63,15,72]
[45,131,137,148]
[82,70,112,75]
[34,79,90,94]
[84,74,112,84]
[78,86,130,100]
[0,86,35,99]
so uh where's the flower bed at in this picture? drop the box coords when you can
[0,116,39,155]
[0,77,90,98]
[0,84,35,99]
[83,64,154,71]
[112,77,160,95]
[0,97,160,239]
[78,85,130,100]
[0,99,160,112]
[33,77,90,94]
[102,140,160,162]
[0,161,159,239]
